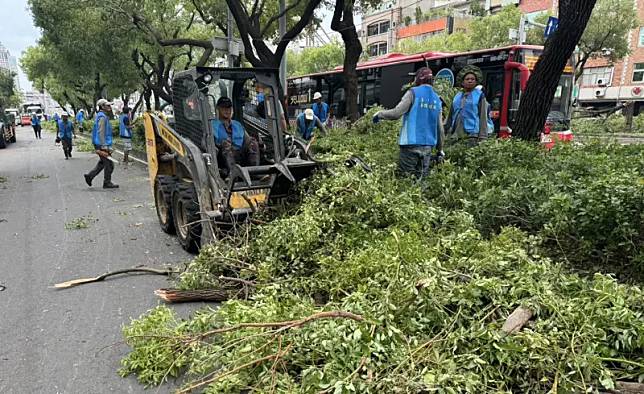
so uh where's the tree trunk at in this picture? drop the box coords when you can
[514,0,598,140]
[331,0,362,122]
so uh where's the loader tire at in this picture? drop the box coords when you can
[0,128,6,149]
[154,175,177,234]
[172,182,201,253]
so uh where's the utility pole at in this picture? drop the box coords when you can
[279,0,287,92]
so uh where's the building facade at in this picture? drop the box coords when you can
[577,0,644,115]
[360,0,474,57]
[0,43,21,92]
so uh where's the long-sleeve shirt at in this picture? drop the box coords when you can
[378,88,445,152]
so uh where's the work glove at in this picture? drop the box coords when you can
[372,113,381,124]
[435,150,445,164]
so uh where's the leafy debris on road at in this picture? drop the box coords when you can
[119,121,644,392]
[29,174,49,180]
[113,197,125,202]
[65,215,98,230]
[0,176,7,183]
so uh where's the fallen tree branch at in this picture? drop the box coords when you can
[53,267,175,289]
[198,310,365,340]
[178,343,294,394]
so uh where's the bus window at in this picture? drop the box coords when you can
[333,88,346,118]
[550,74,573,119]
[364,80,381,109]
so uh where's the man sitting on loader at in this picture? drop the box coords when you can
[211,97,260,175]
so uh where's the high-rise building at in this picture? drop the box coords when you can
[0,43,21,92]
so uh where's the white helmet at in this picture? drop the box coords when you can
[313,92,322,100]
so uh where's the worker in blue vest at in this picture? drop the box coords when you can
[53,112,60,123]
[75,109,85,133]
[119,106,134,164]
[312,92,329,124]
[445,65,493,146]
[31,113,42,139]
[211,97,259,174]
[296,108,326,141]
[84,99,118,188]
[56,112,75,159]
[372,67,444,179]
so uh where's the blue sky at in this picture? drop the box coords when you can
[0,0,40,90]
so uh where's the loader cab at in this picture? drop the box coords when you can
[172,68,291,179]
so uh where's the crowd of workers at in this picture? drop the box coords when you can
[18,63,490,188]
[374,64,493,179]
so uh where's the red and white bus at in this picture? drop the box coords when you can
[287,45,574,140]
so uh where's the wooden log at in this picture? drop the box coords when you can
[154,288,235,303]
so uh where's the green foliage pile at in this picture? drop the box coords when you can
[572,114,644,135]
[121,120,644,392]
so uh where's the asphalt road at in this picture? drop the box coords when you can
[0,126,200,393]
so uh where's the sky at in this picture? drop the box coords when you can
[0,0,40,90]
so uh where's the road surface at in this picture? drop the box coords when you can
[0,126,200,393]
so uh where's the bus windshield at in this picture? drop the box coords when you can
[549,74,573,120]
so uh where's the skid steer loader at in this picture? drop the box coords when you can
[143,67,318,252]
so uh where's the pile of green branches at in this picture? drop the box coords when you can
[120,120,644,393]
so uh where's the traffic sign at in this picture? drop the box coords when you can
[544,16,559,39]
[435,68,455,87]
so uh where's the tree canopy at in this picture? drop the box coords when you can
[287,41,345,77]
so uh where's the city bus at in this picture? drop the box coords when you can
[286,45,574,140]
[20,103,44,126]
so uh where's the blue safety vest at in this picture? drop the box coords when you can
[31,115,40,126]
[297,113,316,140]
[92,111,113,147]
[53,113,60,122]
[211,119,245,149]
[76,112,84,123]
[399,85,441,146]
[312,102,329,123]
[57,120,74,139]
[119,113,132,138]
[452,90,494,136]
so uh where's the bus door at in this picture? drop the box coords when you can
[483,70,504,134]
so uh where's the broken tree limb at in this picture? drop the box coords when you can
[198,310,365,340]
[501,306,534,334]
[53,267,175,289]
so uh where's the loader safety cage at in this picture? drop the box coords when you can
[144,67,318,252]
[287,45,574,138]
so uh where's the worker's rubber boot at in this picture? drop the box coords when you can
[83,174,92,187]
[103,182,119,189]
